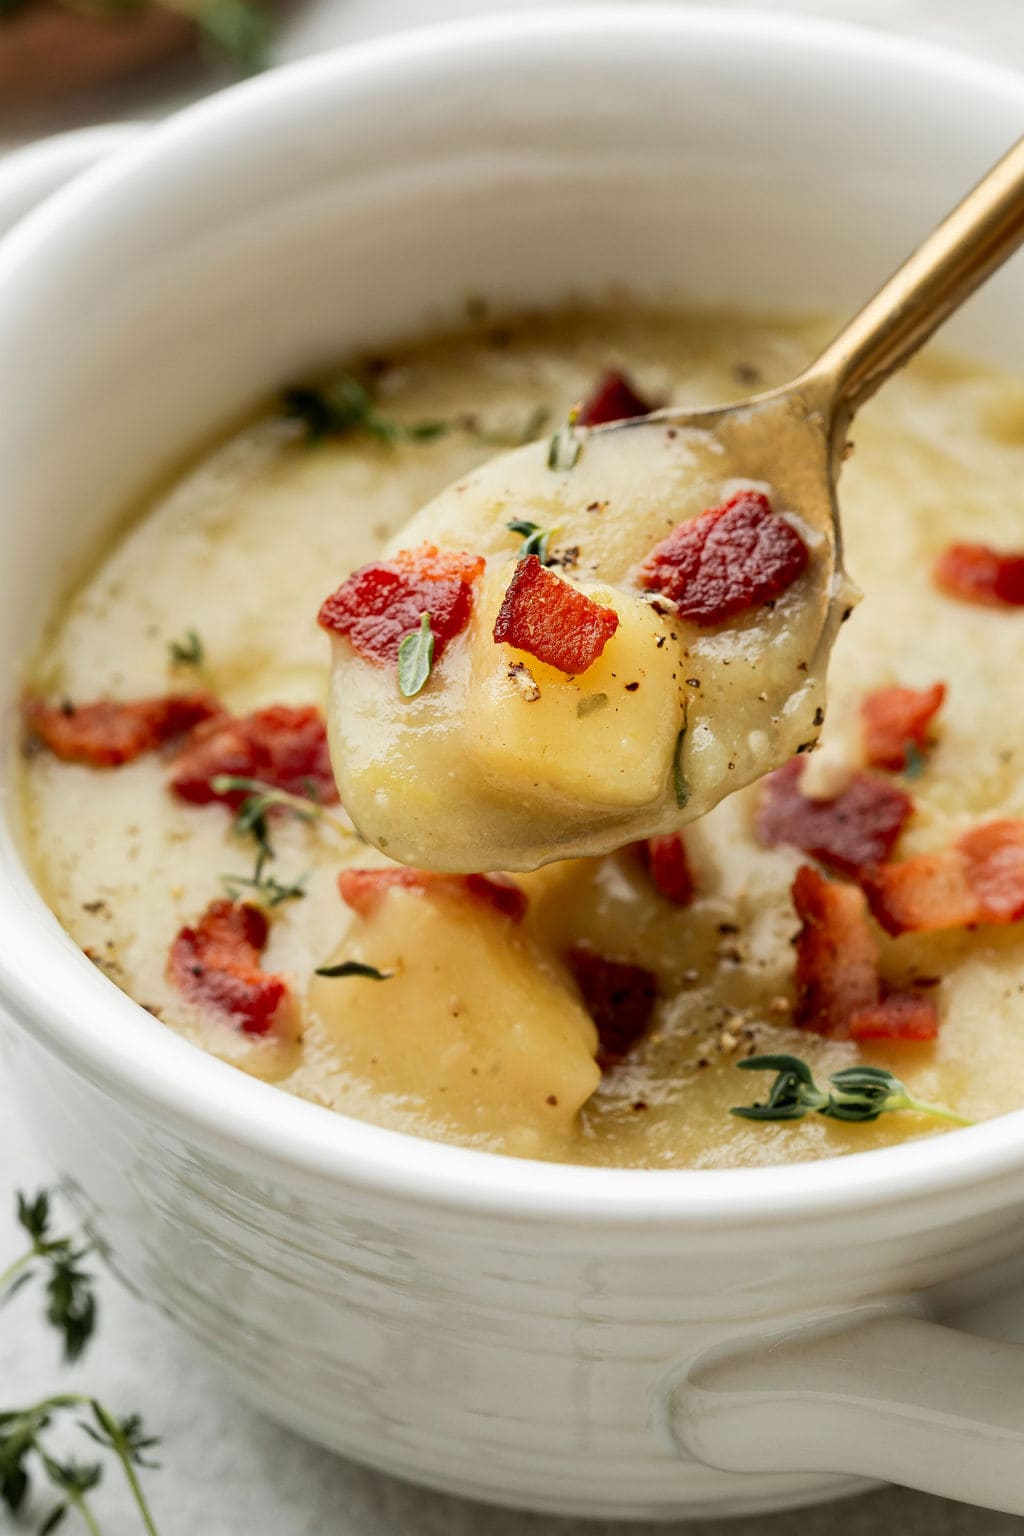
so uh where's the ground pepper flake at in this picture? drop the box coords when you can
[168,898,292,1036]
[493,555,619,674]
[24,691,220,767]
[637,490,808,626]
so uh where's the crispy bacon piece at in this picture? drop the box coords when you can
[637,490,809,626]
[757,758,913,878]
[337,866,528,923]
[863,819,1024,935]
[643,833,695,905]
[318,543,484,665]
[169,703,337,808]
[492,554,619,674]
[168,899,291,1037]
[566,944,658,1069]
[23,692,219,768]
[577,370,655,427]
[934,543,1024,607]
[848,993,939,1043]
[792,866,879,1037]
[861,682,946,771]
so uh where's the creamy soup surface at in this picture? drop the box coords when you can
[19,305,1024,1168]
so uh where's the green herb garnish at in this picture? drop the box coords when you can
[210,777,352,844]
[1,1190,161,1532]
[167,629,204,669]
[282,376,448,446]
[506,520,554,564]
[195,0,271,73]
[314,961,394,981]
[0,1396,161,1535]
[576,692,609,719]
[903,741,926,780]
[1,1191,96,1364]
[672,715,689,809]
[547,409,582,472]
[397,612,435,699]
[221,853,307,908]
[730,1055,970,1125]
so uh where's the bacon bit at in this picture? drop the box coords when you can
[861,682,946,770]
[863,819,1024,935]
[318,543,484,665]
[757,758,913,878]
[492,555,619,674]
[643,833,695,905]
[792,866,879,1037]
[168,899,291,1037]
[566,944,658,1069]
[934,543,1024,607]
[576,370,655,427]
[169,703,337,808]
[23,692,219,768]
[849,993,939,1043]
[637,490,809,626]
[337,866,528,923]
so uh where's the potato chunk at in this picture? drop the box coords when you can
[465,562,684,809]
[309,885,600,1150]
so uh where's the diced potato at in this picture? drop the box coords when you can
[464,562,685,809]
[308,886,600,1149]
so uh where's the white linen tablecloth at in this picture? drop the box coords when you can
[3,2,1024,1531]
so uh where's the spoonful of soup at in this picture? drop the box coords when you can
[319,136,1024,873]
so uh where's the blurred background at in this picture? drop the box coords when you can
[2,0,1024,148]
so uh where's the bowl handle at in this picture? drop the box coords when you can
[0,124,143,242]
[668,1309,1024,1513]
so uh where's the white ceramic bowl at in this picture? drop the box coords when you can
[2,8,1024,1519]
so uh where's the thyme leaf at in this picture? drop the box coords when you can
[672,712,689,809]
[730,1054,970,1126]
[903,740,926,780]
[547,408,582,472]
[314,961,394,981]
[397,612,435,698]
[506,519,554,564]
[0,1394,161,1535]
[1,1192,96,1363]
[221,852,307,908]
[167,629,204,669]
[282,375,448,446]
[194,0,271,74]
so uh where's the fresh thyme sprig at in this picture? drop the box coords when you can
[0,1396,160,1536]
[221,853,307,909]
[0,1192,96,1364]
[210,776,353,844]
[167,629,204,670]
[283,375,548,451]
[314,961,394,981]
[281,376,448,445]
[731,1055,971,1125]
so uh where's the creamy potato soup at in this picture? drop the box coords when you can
[19,305,1024,1167]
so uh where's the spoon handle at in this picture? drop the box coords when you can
[808,135,1024,434]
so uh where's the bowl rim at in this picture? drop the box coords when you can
[4,3,1024,1228]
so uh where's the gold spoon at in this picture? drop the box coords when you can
[326,137,1024,874]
